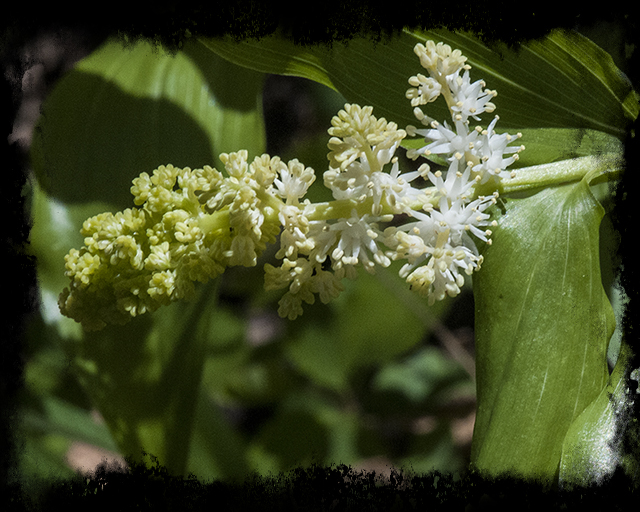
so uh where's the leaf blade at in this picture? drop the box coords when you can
[202,28,636,142]
[471,173,616,480]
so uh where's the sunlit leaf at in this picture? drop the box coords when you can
[471,168,616,480]
[30,37,265,209]
[559,344,639,487]
[202,28,636,144]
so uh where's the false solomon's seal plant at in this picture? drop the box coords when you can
[39,31,637,489]
[59,41,523,329]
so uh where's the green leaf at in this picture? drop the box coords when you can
[506,128,623,169]
[61,283,217,477]
[471,170,616,480]
[559,343,639,488]
[30,36,265,209]
[21,396,120,454]
[201,27,636,140]
[15,433,76,494]
[248,389,364,473]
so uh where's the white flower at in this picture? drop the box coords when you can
[447,69,497,123]
[406,119,478,162]
[430,194,496,245]
[327,104,406,172]
[406,73,442,106]
[414,41,468,77]
[426,161,477,202]
[399,229,483,305]
[310,269,344,303]
[327,210,391,273]
[372,158,429,213]
[325,139,425,215]
[471,116,524,183]
[277,205,313,259]
[324,160,372,202]
[273,159,316,204]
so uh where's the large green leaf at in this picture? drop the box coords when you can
[201,28,637,145]
[558,343,639,488]
[470,162,616,480]
[30,36,265,209]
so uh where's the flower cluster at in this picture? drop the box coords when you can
[59,155,285,330]
[58,40,524,329]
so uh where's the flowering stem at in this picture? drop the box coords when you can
[197,209,230,234]
[495,153,623,197]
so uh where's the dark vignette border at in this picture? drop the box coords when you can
[2,3,637,510]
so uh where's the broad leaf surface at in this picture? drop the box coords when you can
[471,169,616,479]
[559,344,639,487]
[201,28,637,147]
[30,37,265,209]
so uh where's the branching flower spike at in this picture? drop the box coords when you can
[58,40,523,330]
